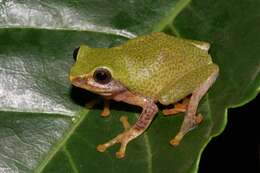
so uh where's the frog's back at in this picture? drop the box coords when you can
[117,32,214,100]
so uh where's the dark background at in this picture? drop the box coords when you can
[199,94,259,173]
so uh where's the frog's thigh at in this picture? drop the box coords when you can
[170,64,219,146]
[159,64,218,105]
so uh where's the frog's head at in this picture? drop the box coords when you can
[69,45,127,96]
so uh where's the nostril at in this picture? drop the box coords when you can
[76,78,85,84]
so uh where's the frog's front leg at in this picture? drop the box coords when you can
[100,99,110,117]
[85,98,111,117]
[97,91,158,158]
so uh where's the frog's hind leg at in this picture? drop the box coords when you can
[162,97,190,116]
[170,68,219,146]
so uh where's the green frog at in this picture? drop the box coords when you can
[69,32,219,158]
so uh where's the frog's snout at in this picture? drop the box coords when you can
[69,75,87,87]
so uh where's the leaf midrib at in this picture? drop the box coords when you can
[34,109,89,173]
[63,146,79,173]
[0,26,136,39]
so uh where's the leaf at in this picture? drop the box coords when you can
[0,0,259,173]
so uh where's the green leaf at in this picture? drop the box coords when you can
[0,0,259,173]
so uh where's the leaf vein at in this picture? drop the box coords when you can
[0,26,136,39]
[189,95,215,172]
[135,113,153,173]
[143,133,152,173]
[152,0,192,32]
[0,152,31,170]
[63,146,79,173]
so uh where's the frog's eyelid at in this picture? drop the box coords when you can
[92,66,113,76]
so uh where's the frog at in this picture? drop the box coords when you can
[69,32,219,158]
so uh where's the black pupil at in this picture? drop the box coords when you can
[73,47,79,60]
[94,68,111,84]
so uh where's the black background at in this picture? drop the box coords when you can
[199,94,259,173]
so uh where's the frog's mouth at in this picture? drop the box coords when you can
[69,75,126,97]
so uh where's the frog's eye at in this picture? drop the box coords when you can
[93,68,112,84]
[73,47,80,61]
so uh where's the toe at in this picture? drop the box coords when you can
[120,116,131,130]
[100,109,110,117]
[195,113,203,124]
[116,141,127,159]
[97,144,107,152]
[170,138,180,146]
[116,151,125,159]
[170,133,184,146]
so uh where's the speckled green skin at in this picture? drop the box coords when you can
[70,32,218,105]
